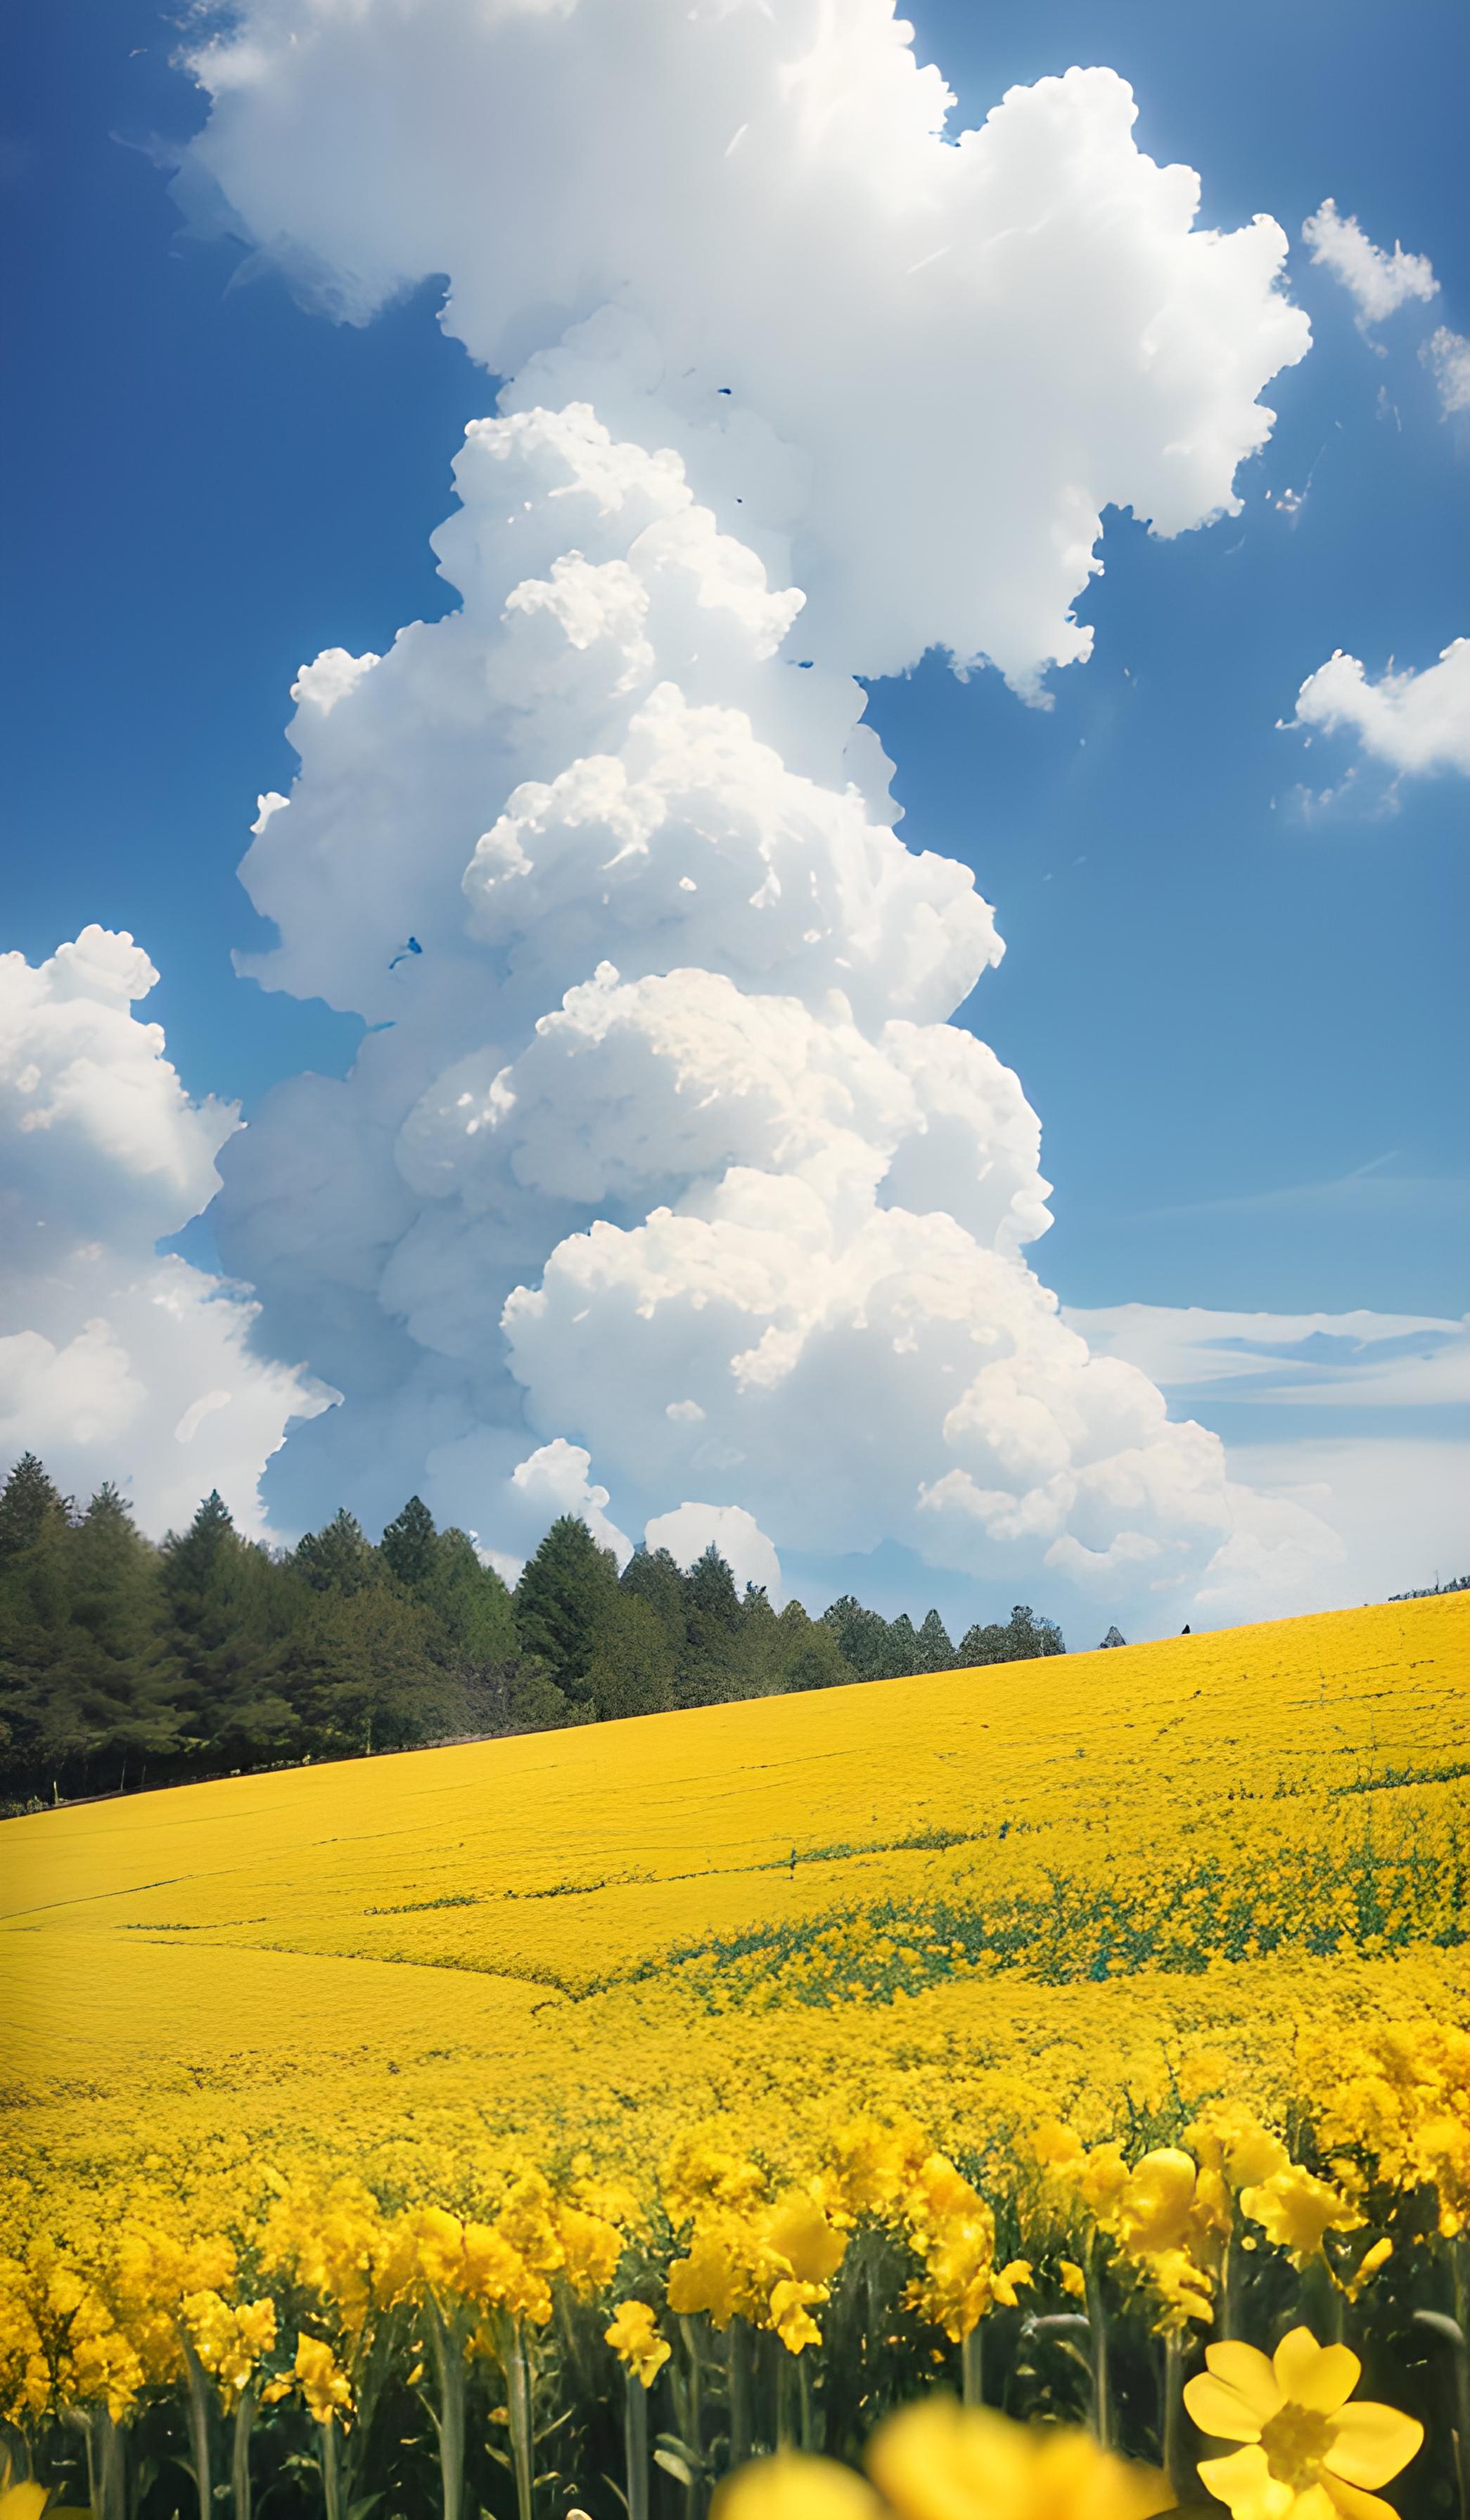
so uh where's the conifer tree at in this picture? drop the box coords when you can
[161,1493,298,1772]
[822,1595,900,1679]
[585,1595,676,1723]
[885,1612,920,1676]
[620,1546,689,1659]
[294,1509,376,1595]
[58,1486,184,1792]
[381,1494,439,1591]
[0,1453,73,1796]
[914,1607,956,1673]
[678,1545,747,1706]
[423,1528,518,1669]
[774,1598,852,1692]
[514,1516,621,1695]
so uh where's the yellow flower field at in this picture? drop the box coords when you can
[2,1595,1468,2519]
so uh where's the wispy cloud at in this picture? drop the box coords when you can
[1139,1158,1470,1226]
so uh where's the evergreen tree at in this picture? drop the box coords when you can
[1099,1625,1127,1650]
[514,1517,621,1695]
[677,1546,747,1706]
[423,1528,518,1668]
[914,1608,956,1673]
[822,1595,900,1679]
[885,1612,920,1677]
[774,1599,852,1692]
[0,1453,73,1796]
[957,1604,1067,1665]
[287,1584,456,1757]
[294,1509,377,1595]
[585,1595,676,1723]
[620,1546,689,1659]
[380,1494,439,1591]
[0,1451,72,1565]
[57,1486,184,1792]
[161,1493,300,1771]
[736,1583,787,1697]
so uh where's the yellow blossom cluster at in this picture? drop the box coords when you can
[0,1595,1464,2512]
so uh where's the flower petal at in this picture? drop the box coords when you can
[1204,2339,1286,2422]
[1273,2327,1361,2414]
[1184,2372,1268,2442]
[1321,2474,1402,2520]
[1327,2404,1425,2491]
[1198,2445,1292,2518]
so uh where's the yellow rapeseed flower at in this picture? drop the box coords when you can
[710,2452,882,2519]
[603,2301,670,2388]
[1237,2168,1363,2268]
[865,2398,1173,2517]
[1184,2326,1423,2520]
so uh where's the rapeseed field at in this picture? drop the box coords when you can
[2,1597,1467,2519]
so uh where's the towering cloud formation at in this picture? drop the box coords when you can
[0,930,330,1531]
[172,0,1335,1621]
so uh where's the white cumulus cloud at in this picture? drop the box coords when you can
[1286,640,1470,778]
[1300,197,1438,326]
[0,930,333,1535]
[1421,326,1470,416]
[644,1502,784,1602]
[145,0,1341,1633]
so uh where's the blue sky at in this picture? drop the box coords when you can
[6,0,1465,1315]
[2,0,1465,1625]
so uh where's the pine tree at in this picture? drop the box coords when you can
[885,1612,919,1676]
[1099,1625,1127,1650]
[585,1595,675,1723]
[914,1608,956,1673]
[162,1493,300,1772]
[822,1595,900,1680]
[288,1584,453,1757]
[294,1509,377,1595]
[514,1517,621,1695]
[381,1494,439,1591]
[423,1529,518,1669]
[678,1546,748,1706]
[775,1599,852,1693]
[0,1453,73,1797]
[620,1547,689,1660]
[0,1452,72,1564]
[57,1486,184,1792]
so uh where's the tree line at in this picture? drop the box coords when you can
[0,1453,1065,1810]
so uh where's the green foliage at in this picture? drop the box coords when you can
[514,1515,622,1695]
[957,1603,1066,1666]
[913,1607,956,1673]
[584,1594,676,1723]
[0,1451,1069,1805]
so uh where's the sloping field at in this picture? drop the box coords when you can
[4,1597,1468,2508]
[3,1595,1466,2144]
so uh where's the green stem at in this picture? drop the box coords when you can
[84,2405,127,2520]
[321,2418,343,2520]
[961,2322,984,2408]
[678,2317,704,2520]
[727,2319,753,2469]
[1304,2255,1344,2346]
[775,2347,798,2451]
[798,2355,819,2455]
[1220,2232,1239,2341]
[232,2383,259,2520]
[624,2369,650,2520]
[181,2339,213,2520]
[1085,2246,1113,2451]
[1452,2239,1470,2520]
[426,2299,466,2520]
[1162,2330,1191,2505]
[505,2321,535,2520]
